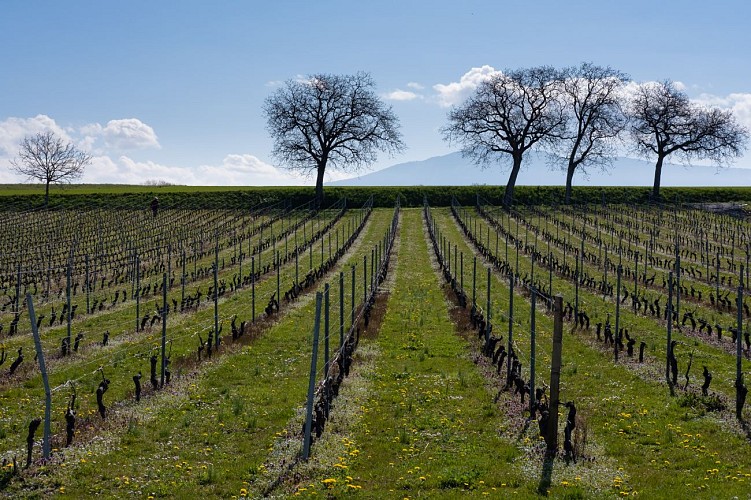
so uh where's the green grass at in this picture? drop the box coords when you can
[3,200,751,499]
[268,209,524,497]
[430,205,751,498]
[0,207,361,457]
[0,209,393,498]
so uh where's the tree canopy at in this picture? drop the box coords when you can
[553,63,629,204]
[264,72,404,206]
[442,66,566,208]
[11,131,92,207]
[628,80,749,200]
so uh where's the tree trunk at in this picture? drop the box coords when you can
[315,164,326,209]
[565,162,576,204]
[652,155,664,202]
[502,154,523,208]
[44,181,50,208]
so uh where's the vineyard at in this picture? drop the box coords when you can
[1,192,750,498]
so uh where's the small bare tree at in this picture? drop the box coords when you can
[629,81,749,200]
[11,131,91,207]
[552,63,629,204]
[442,66,566,208]
[264,72,404,206]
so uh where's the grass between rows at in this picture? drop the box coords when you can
[0,208,360,456]
[431,206,751,498]
[461,204,748,407]
[276,209,524,498]
[6,206,751,498]
[2,209,393,498]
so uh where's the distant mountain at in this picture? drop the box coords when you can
[327,152,750,187]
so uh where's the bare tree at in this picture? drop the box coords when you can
[11,131,91,207]
[629,80,749,200]
[552,63,629,204]
[443,66,566,208]
[264,72,404,206]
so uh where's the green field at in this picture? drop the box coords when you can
[1,187,750,498]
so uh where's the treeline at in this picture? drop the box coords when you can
[1,185,750,211]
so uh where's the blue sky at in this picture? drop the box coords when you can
[1,0,749,185]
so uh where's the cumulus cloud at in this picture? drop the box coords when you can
[691,92,751,132]
[384,89,421,101]
[78,154,318,186]
[433,65,502,107]
[0,115,76,181]
[102,119,160,149]
[0,114,159,161]
[407,82,424,90]
[0,115,71,156]
[0,113,365,185]
[81,118,160,151]
[202,154,307,185]
[618,81,751,135]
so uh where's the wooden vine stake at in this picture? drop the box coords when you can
[303,292,323,460]
[27,293,51,460]
[546,295,564,455]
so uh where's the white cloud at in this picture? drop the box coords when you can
[616,79,670,104]
[407,82,424,90]
[77,118,161,154]
[619,83,751,135]
[0,114,71,156]
[0,114,159,163]
[203,154,306,185]
[0,114,383,186]
[78,154,313,186]
[433,65,502,107]
[102,119,160,149]
[692,92,751,132]
[384,89,421,101]
[615,83,751,166]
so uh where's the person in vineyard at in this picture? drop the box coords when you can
[150,196,159,217]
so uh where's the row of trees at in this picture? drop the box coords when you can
[9,65,747,208]
[265,65,748,206]
[444,64,748,205]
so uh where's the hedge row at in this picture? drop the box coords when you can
[1,184,750,211]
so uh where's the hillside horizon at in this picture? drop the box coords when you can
[328,152,751,187]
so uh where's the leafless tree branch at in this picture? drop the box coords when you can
[10,131,91,207]
[264,72,404,205]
